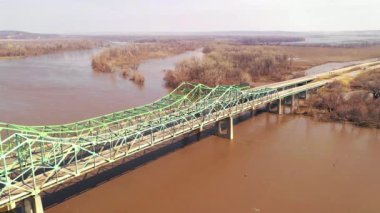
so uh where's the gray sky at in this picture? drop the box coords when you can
[0,0,379,34]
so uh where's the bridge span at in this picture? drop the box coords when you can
[0,61,379,212]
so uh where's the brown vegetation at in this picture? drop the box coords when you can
[92,41,199,87]
[164,43,380,88]
[129,71,145,86]
[351,69,380,99]
[164,44,293,87]
[91,41,199,73]
[0,39,103,58]
[306,69,380,128]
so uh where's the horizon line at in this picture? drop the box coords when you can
[2,29,380,36]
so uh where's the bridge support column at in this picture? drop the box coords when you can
[250,109,256,117]
[305,90,310,100]
[291,95,296,113]
[22,195,44,213]
[216,117,233,140]
[217,121,222,134]
[266,103,271,112]
[23,199,33,213]
[278,99,283,115]
[267,102,275,113]
[227,116,234,140]
[197,125,203,140]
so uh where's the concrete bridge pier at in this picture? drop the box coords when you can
[216,116,234,140]
[250,109,256,117]
[227,116,234,140]
[278,98,283,115]
[217,120,222,134]
[291,94,296,113]
[22,195,44,213]
[299,90,310,100]
[267,101,282,114]
[266,102,272,112]
[282,96,295,114]
[267,102,276,113]
[197,125,203,140]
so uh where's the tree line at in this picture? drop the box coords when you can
[0,39,103,57]
[164,44,293,87]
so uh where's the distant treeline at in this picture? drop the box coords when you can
[283,41,380,48]
[306,69,380,128]
[233,36,305,45]
[0,39,104,57]
[164,44,293,87]
[0,30,58,39]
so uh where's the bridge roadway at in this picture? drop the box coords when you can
[0,61,379,212]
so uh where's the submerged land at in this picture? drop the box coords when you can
[0,39,104,58]
[0,30,379,126]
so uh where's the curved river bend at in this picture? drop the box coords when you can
[0,49,202,125]
[0,50,379,213]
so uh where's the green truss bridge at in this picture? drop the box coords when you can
[1,61,379,212]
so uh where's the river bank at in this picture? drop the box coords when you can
[0,39,104,58]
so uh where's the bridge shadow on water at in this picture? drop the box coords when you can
[41,107,269,211]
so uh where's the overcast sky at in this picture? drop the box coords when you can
[0,0,379,34]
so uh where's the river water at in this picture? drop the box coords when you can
[0,49,202,125]
[46,114,380,213]
[0,50,379,212]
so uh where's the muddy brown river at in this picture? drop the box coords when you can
[46,114,380,213]
[0,48,203,125]
[0,50,379,212]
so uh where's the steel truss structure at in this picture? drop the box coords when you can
[1,59,379,208]
[0,82,278,207]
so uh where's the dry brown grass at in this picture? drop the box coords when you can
[129,71,145,86]
[0,39,103,57]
